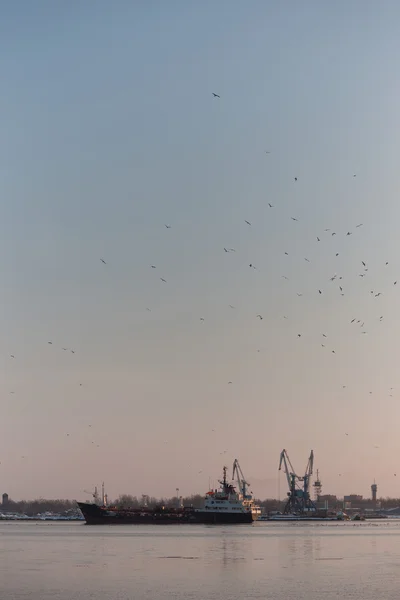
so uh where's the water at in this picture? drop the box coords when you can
[1,520,400,599]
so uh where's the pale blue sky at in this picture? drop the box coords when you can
[2,1,400,501]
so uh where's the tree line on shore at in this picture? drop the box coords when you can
[3,494,400,516]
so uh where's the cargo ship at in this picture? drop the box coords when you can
[77,461,260,525]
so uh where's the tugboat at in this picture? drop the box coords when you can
[189,462,261,524]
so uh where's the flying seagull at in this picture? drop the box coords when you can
[160,278,167,283]
[268,203,274,208]
[165,224,171,229]
[245,220,252,226]
[291,217,298,221]
[212,93,220,98]
[100,259,106,264]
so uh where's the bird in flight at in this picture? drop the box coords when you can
[212,93,220,98]
[268,203,274,208]
[291,217,298,221]
[150,265,156,269]
[165,224,171,229]
[317,237,320,241]
[245,220,252,226]
[160,278,167,283]
[356,223,363,228]
[294,177,298,181]
[256,315,263,320]
[10,355,14,359]
[100,259,106,264]
[265,151,271,154]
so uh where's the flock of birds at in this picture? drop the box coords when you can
[4,90,400,494]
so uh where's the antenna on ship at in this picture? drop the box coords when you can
[101,482,106,507]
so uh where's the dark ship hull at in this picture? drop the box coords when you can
[77,502,255,525]
[77,502,190,525]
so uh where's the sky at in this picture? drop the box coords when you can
[2,0,400,502]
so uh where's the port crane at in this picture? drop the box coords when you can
[278,449,316,514]
[232,458,253,501]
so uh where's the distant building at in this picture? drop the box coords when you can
[316,494,337,509]
[2,493,9,506]
[344,494,363,507]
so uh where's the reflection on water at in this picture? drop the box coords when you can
[1,521,400,599]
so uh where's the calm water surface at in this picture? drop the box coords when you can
[1,520,400,599]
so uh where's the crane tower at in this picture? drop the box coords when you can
[278,449,317,514]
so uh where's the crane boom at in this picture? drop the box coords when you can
[232,458,251,500]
